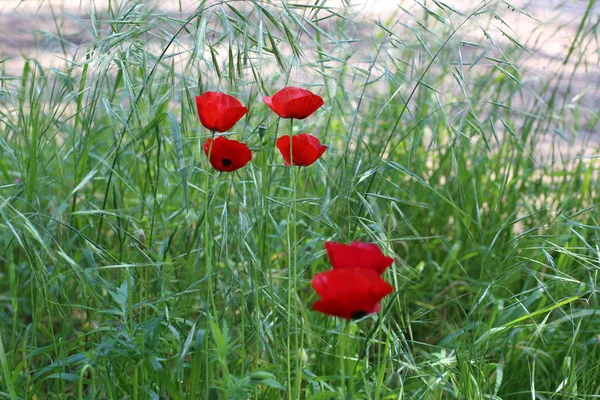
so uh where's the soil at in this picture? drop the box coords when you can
[1,0,598,159]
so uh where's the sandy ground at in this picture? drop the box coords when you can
[0,0,598,159]
[2,0,596,70]
[1,1,596,86]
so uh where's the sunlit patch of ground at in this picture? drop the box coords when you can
[1,0,598,160]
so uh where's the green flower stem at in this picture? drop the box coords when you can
[339,319,348,397]
[203,131,217,395]
[204,131,217,316]
[286,117,300,397]
[257,119,282,366]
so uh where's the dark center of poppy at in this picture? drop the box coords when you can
[351,310,368,320]
[221,158,232,167]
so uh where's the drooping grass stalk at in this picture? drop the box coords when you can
[78,364,96,400]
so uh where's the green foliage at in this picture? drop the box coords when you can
[1,0,599,398]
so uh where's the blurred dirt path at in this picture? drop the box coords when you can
[1,0,595,65]
[1,0,598,158]
[1,0,595,77]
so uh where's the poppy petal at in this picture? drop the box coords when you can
[311,268,393,320]
[204,136,252,172]
[265,87,324,119]
[276,134,326,167]
[290,135,313,166]
[313,299,382,320]
[196,96,219,131]
[325,241,394,275]
[263,95,286,118]
[316,144,327,160]
[196,92,247,132]
[292,134,327,166]
[275,135,292,166]
[215,105,248,132]
[283,94,324,119]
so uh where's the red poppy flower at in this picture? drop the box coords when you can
[311,268,393,320]
[263,87,324,119]
[325,241,394,275]
[204,136,252,172]
[196,92,248,132]
[275,134,327,167]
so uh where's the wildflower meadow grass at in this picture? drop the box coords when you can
[1,0,599,398]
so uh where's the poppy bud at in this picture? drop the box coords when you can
[250,371,275,382]
[298,348,308,365]
[137,228,146,247]
[258,124,267,139]
[384,214,397,232]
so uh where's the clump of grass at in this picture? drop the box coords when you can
[0,0,599,398]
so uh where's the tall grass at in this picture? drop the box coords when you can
[1,0,599,398]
